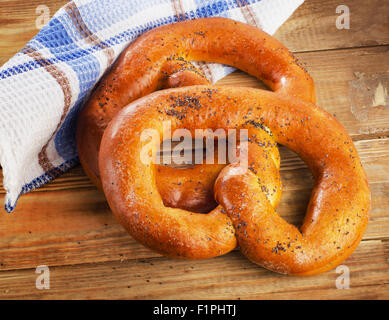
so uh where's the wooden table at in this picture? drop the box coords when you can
[0,0,388,299]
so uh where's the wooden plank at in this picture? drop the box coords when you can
[0,0,66,64]
[0,240,387,299]
[1,0,389,65]
[1,138,388,272]
[275,0,389,52]
[218,46,389,138]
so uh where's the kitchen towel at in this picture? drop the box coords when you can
[0,0,304,212]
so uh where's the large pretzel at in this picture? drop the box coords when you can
[77,17,315,212]
[99,86,370,275]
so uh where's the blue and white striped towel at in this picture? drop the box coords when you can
[0,0,304,212]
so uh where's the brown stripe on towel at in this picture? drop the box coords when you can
[171,0,214,83]
[65,2,115,66]
[234,0,259,27]
[172,0,184,21]
[21,46,72,175]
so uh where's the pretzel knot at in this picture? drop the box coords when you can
[99,86,370,276]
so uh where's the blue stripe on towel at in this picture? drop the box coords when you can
[34,17,101,160]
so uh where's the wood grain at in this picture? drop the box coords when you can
[0,0,388,299]
[0,240,387,299]
[0,0,66,65]
[275,0,389,52]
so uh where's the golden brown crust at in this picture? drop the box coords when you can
[99,86,370,275]
[77,17,315,212]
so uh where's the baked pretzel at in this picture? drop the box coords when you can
[77,17,315,212]
[99,86,370,275]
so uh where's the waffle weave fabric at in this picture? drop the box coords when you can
[0,0,304,212]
